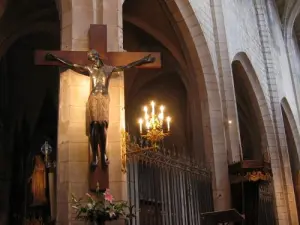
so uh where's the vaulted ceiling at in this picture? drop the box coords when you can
[275,0,287,19]
[274,0,300,45]
[295,13,300,39]
[291,0,300,45]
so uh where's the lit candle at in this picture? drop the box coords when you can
[158,113,163,121]
[138,118,143,133]
[166,116,171,132]
[144,106,149,123]
[146,121,150,130]
[151,101,155,115]
[159,105,165,121]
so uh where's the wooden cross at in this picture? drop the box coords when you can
[34,24,161,191]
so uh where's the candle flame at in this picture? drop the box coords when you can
[158,113,164,120]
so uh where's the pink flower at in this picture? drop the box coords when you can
[104,189,114,203]
[85,193,92,198]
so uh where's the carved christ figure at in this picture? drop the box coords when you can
[46,50,155,169]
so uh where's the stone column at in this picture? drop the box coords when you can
[56,0,126,224]
[56,71,90,224]
[56,1,94,224]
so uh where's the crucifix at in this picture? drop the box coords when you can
[35,24,161,191]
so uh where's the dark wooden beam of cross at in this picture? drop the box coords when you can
[35,24,161,69]
[34,24,161,192]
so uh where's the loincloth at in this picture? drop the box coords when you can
[87,94,110,123]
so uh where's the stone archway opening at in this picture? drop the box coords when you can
[123,21,191,153]
[0,1,60,224]
[230,56,276,225]
[123,0,206,159]
[281,101,300,217]
[232,60,263,161]
[123,0,216,224]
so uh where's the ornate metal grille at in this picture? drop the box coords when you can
[125,135,213,225]
[258,182,276,225]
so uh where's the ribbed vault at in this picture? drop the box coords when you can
[276,0,288,19]
[294,13,300,43]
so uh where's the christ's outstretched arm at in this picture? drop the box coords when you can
[45,53,89,75]
[112,54,155,72]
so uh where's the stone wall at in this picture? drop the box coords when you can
[214,0,300,224]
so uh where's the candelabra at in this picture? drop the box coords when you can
[138,100,171,145]
[121,101,172,172]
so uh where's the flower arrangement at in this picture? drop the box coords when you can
[71,183,132,224]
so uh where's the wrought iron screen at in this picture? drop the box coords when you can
[258,182,276,225]
[125,136,214,225]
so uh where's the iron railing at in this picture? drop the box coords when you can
[125,135,213,225]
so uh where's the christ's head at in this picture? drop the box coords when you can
[87,49,104,66]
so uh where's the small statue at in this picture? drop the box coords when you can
[28,155,47,206]
[45,50,155,169]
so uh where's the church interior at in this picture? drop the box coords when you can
[0,0,300,224]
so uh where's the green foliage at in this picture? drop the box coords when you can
[71,183,133,223]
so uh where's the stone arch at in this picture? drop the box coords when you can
[282,0,300,129]
[232,52,275,154]
[0,1,60,133]
[275,0,289,21]
[162,0,239,212]
[0,4,59,58]
[281,97,300,160]
[158,0,231,210]
[124,0,224,162]
[163,0,225,167]
[283,0,300,41]
[233,52,300,223]
[123,0,228,209]
[123,14,187,73]
[0,21,59,59]
[281,97,300,217]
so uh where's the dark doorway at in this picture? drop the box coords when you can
[231,182,258,224]
[231,181,276,225]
